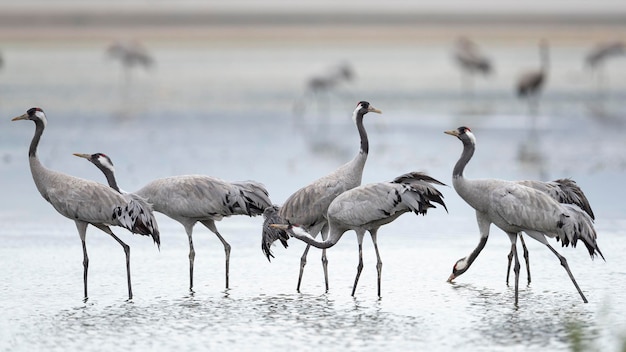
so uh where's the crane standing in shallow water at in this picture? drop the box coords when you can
[262,101,381,293]
[452,37,493,96]
[74,152,272,292]
[271,172,447,297]
[516,40,550,117]
[444,126,603,305]
[12,108,160,301]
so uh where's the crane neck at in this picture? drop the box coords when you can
[453,138,475,178]
[355,111,368,155]
[464,235,488,268]
[98,166,122,193]
[28,119,45,158]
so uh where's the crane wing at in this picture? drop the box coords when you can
[490,183,563,232]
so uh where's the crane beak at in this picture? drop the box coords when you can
[444,130,460,137]
[269,224,290,230]
[446,274,456,283]
[73,153,91,159]
[11,114,28,121]
[368,106,382,114]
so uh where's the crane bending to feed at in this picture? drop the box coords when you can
[444,126,603,305]
[74,153,271,292]
[12,108,160,300]
[271,172,447,297]
[262,101,381,293]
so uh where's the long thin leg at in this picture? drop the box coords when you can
[506,247,513,285]
[296,224,326,293]
[369,229,383,297]
[322,249,329,293]
[507,233,520,306]
[544,243,588,303]
[184,224,196,292]
[93,223,132,300]
[297,245,311,293]
[519,234,531,285]
[351,231,365,296]
[201,220,231,289]
[75,221,89,301]
[320,224,330,293]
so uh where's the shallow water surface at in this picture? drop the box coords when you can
[1,38,625,351]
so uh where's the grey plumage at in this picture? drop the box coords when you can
[445,126,603,306]
[261,205,290,261]
[272,171,447,296]
[12,108,160,301]
[73,153,159,238]
[262,101,381,293]
[134,174,272,291]
[504,178,596,285]
[79,150,271,291]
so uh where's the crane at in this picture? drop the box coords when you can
[75,152,272,291]
[452,37,492,95]
[12,108,160,300]
[517,39,550,116]
[444,126,603,305]
[271,172,447,297]
[262,101,381,293]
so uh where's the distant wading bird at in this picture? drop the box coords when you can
[584,41,625,90]
[262,101,382,293]
[12,108,160,300]
[444,126,603,305]
[517,40,550,116]
[79,152,272,291]
[107,40,153,85]
[271,172,447,297]
[452,37,492,95]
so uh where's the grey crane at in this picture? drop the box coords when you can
[517,40,550,116]
[12,108,160,301]
[453,37,492,95]
[585,41,624,69]
[444,126,603,305]
[74,151,271,291]
[585,40,625,90]
[293,62,355,129]
[262,101,382,293]
[107,40,153,85]
[505,178,596,285]
[271,172,447,297]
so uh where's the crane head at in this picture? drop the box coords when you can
[73,152,116,173]
[444,126,475,146]
[12,107,46,124]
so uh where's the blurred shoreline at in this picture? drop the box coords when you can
[0,7,625,42]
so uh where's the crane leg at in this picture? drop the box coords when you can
[507,233,520,307]
[185,225,196,292]
[544,243,588,303]
[506,248,513,286]
[322,249,329,293]
[201,220,231,289]
[519,234,531,285]
[297,245,311,293]
[351,232,365,296]
[370,230,383,298]
[76,221,89,301]
[93,224,132,300]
